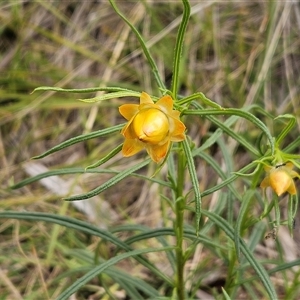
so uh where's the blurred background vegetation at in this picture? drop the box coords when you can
[1,1,300,299]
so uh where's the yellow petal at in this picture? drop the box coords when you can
[169,117,186,136]
[156,95,173,113]
[140,92,154,105]
[122,138,144,157]
[287,181,297,195]
[170,110,181,119]
[170,133,185,142]
[285,162,294,170]
[289,170,300,179]
[119,104,139,120]
[121,122,137,139]
[146,141,170,163]
[269,170,291,196]
[260,176,270,189]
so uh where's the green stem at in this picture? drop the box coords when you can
[175,146,186,299]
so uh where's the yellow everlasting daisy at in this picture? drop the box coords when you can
[119,92,186,163]
[260,162,299,196]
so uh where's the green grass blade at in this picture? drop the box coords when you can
[32,124,124,159]
[222,287,233,300]
[56,246,174,300]
[202,209,277,300]
[171,0,190,98]
[63,159,151,201]
[85,144,123,170]
[0,211,128,249]
[60,249,160,299]
[109,0,165,91]
[111,224,176,273]
[182,138,201,234]
[0,211,173,286]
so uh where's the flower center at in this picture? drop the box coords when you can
[132,108,169,144]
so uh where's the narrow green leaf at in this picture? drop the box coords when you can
[267,258,300,275]
[171,0,190,97]
[56,246,174,300]
[32,86,139,94]
[274,114,296,147]
[287,195,298,237]
[283,153,300,161]
[63,159,151,201]
[183,108,274,155]
[182,138,201,234]
[238,258,300,286]
[178,92,223,109]
[0,211,127,249]
[235,190,255,261]
[288,194,294,236]
[111,224,176,273]
[274,195,281,227]
[0,211,173,286]
[202,209,277,300]
[79,91,141,103]
[193,150,242,201]
[191,102,260,157]
[222,287,233,300]
[85,144,123,170]
[10,167,86,189]
[10,167,171,190]
[282,135,300,153]
[292,194,298,220]
[61,249,160,299]
[201,162,257,197]
[109,0,165,91]
[32,124,124,159]
[120,227,226,252]
[217,137,234,178]
[246,222,266,255]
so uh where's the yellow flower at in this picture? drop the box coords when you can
[119,92,186,162]
[260,162,299,196]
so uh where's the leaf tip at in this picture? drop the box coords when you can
[31,155,41,160]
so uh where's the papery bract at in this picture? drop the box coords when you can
[260,162,299,196]
[119,92,186,163]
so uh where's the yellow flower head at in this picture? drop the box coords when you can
[119,92,186,162]
[260,162,299,196]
